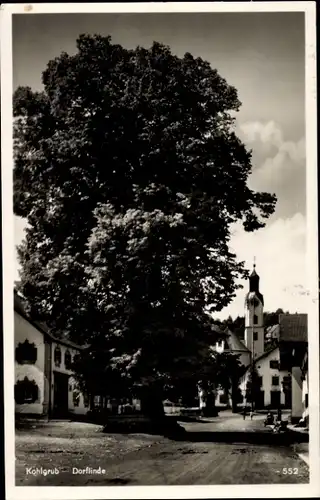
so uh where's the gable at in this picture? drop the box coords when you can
[14,290,84,350]
[255,347,280,368]
[242,346,279,375]
[15,310,45,346]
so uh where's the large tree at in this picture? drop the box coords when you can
[14,35,276,417]
[245,364,263,410]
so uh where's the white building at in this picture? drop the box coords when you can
[15,291,88,418]
[281,314,308,423]
[239,345,291,408]
[237,267,291,408]
[218,265,308,414]
[301,349,308,425]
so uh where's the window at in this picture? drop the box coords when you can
[272,376,279,386]
[258,376,263,387]
[64,350,72,370]
[305,393,308,408]
[270,360,278,369]
[14,377,39,404]
[15,339,37,365]
[253,331,258,341]
[253,314,258,325]
[54,346,61,367]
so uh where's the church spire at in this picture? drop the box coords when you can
[249,259,260,293]
[244,258,265,359]
[247,259,264,305]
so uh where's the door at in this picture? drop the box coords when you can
[53,372,70,417]
[255,390,264,409]
[284,390,292,408]
[270,390,281,408]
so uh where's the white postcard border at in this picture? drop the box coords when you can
[1,2,318,499]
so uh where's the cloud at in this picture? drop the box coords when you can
[214,212,307,319]
[240,120,283,147]
[237,120,306,220]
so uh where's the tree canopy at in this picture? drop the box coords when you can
[14,35,276,406]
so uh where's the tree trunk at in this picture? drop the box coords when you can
[140,385,165,420]
[198,382,218,417]
[231,378,239,413]
[89,393,95,411]
[202,391,218,417]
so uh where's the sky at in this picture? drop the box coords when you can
[12,11,307,319]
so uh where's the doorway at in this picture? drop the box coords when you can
[270,390,281,408]
[53,372,70,417]
[284,390,292,408]
[255,390,265,409]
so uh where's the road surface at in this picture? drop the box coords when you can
[15,412,309,485]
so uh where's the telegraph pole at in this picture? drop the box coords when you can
[251,329,255,413]
[251,256,256,413]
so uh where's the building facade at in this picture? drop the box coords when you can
[14,291,88,418]
[219,265,308,416]
[301,349,309,425]
[239,346,291,408]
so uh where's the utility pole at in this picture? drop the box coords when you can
[251,256,256,414]
[251,330,255,413]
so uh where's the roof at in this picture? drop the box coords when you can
[254,345,278,363]
[278,313,308,342]
[14,290,84,350]
[211,323,226,337]
[266,324,279,336]
[224,327,250,353]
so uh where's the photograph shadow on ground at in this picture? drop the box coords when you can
[168,430,309,445]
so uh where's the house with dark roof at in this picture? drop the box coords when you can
[278,313,308,423]
[221,264,308,416]
[301,347,309,426]
[14,290,89,418]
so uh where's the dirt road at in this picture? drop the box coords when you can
[15,413,309,485]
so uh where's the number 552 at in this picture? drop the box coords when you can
[282,468,298,475]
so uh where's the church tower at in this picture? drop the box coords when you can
[244,263,264,359]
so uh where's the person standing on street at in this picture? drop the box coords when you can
[277,407,282,422]
[243,407,246,420]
